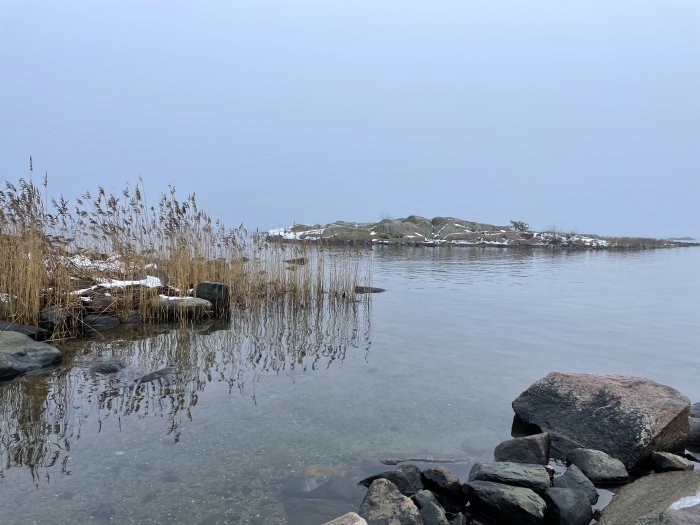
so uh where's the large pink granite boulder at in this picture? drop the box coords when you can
[512,372,690,471]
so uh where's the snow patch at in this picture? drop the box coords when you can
[267,227,325,240]
[670,491,700,510]
[72,275,163,296]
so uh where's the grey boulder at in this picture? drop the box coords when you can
[0,320,51,341]
[359,478,423,525]
[494,433,550,465]
[193,281,230,317]
[552,464,599,505]
[412,490,449,525]
[468,462,551,494]
[466,480,546,525]
[543,487,593,525]
[566,448,629,484]
[0,331,62,381]
[420,466,465,513]
[651,452,695,472]
[512,372,690,471]
[359,464,424,497]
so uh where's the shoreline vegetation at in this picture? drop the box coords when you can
[0,176,370,340]
[268,216,699,250]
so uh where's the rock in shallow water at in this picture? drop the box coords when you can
[354,286,386,294]
[468,462,551,495]
[565,448,629,485]
[493,433,550,465]
[512,372,690,471]
[359,464,423,497]
[651,452,695,472]
[90,357,126,375]
[411,489,450,525]
[149,296,212,320]
[82,314,120,332]
[552,464,599,505]
[420,465,465,513]
[0,331,62,381]
[0,320,51,341]
[543,487,593,525]
[466,480,546,525]
[359,479,422,525]
[193,281,230,317]
[135,367,176,384]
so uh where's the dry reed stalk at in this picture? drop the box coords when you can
[0,171,370,338]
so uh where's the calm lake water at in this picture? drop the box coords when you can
[1,246,699,524]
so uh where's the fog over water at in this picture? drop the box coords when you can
[1,1,699,238]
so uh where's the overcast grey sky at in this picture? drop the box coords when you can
[1,1,698,237]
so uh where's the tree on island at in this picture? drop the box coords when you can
[510,220,529,232]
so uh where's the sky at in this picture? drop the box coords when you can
[1,0,699,238]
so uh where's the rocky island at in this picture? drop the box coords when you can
[268,216,698,250]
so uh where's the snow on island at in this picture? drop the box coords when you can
[267,216,696,250]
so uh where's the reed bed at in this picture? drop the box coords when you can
[0,173,370,338]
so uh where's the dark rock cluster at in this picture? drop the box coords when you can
[322,372,700,525]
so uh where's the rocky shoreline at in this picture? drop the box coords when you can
[268,216,699,250]
[321,372,700,525]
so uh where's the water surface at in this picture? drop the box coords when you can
[1,246,699,524]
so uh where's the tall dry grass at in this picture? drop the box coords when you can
[0,170,369,338]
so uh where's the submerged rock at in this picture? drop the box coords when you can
[90,357,127,375]
[598,470,700,525]
[468,462,551,495]
[0,331,62,381]
[512,372,690,471]
[466,480,546,525]
[283,464,364,502]
[354,286,387,294]
[565,448,629,484]
[135,367,176,384]
[359,479,423,525]
[494,433,550,465]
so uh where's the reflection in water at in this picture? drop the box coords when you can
[0,294,372,483]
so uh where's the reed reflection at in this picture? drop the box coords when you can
[0,293,372,482]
